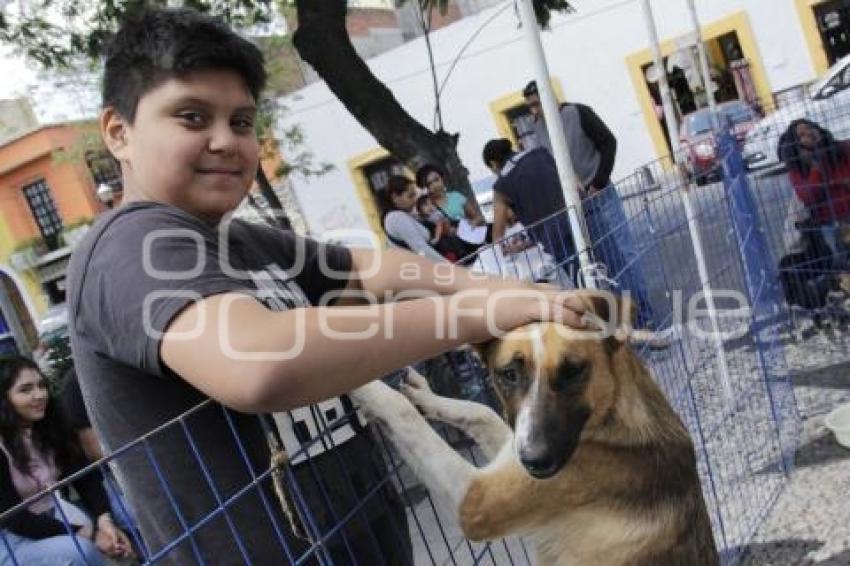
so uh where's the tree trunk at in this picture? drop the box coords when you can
[292,0,478,210]
[255,166,292,230]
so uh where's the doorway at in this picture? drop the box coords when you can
[814,0,850,65]
[638,29,761,154]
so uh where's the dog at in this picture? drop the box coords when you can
[778,222,850,336]
[351,293,719,565]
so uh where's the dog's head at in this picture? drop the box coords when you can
[476,291,634,479]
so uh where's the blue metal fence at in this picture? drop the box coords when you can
[3,111,849,565]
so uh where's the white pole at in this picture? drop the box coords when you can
[641,0,681,156]
[686,0,718,122]
[516,0,594,287]
[641,0,733,399]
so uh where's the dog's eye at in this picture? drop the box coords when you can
[498,367,522,387]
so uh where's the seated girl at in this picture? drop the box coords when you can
[0,356,133,565]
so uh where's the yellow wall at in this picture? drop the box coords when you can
[795,0,830,76]
[347,147,391,244]
[625,11,773,161]
[488,78,565,146]
[0,213,13,261]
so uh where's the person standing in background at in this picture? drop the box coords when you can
[522,80,655,329]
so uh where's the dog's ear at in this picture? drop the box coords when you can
[575,290,635,345]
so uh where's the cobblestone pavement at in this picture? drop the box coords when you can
[740,341,850,566]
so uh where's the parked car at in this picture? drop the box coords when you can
[679,100,759,185]
[743,54,850,173]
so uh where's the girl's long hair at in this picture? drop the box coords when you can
[778,118,848,177]
[377,175,416,222]
[0,356,78,474]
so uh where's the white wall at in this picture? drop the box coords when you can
[277,0,820,237]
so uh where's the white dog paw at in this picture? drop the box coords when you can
[399,369,439,415]
[403,368,433,393]
[350,381,409,422]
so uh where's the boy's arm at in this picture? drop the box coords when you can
[161,290,586,413]
[346,234,537,300]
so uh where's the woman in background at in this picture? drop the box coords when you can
[0,356,131,565]
[779,118,850,266]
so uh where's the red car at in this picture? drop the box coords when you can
[679,100,758,185]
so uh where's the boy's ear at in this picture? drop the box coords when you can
[100,107,130,161]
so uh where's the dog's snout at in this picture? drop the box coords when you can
[519,446,558,479]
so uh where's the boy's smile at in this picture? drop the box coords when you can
[102,69,260,224]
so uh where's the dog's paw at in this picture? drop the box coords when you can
[402,368,433,394]
[350,382,400,421]
[400,368,440,416]
[351,381,417,423]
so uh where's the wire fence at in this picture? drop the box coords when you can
[2,102,849,565]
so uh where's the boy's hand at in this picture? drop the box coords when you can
[459,286,587,337]
[527,289,587,329]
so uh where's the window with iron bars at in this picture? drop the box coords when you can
[363,156,406,194]
[21,179,63,251]
[85,149,123,193]
[505,105,539,151]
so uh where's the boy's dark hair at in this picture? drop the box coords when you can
[482,138,514,168]
[522,80,538,98]
[415,163,444,188]
[103,7,266,122]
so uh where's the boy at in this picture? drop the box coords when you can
[68,8,586,564]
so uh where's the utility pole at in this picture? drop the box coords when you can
[516,0,593,286]
[641,0,681,156]
[640,0,732,399]
[685,0,718,125]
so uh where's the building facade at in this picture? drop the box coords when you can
[0,121,112,352]
[276,0,849,241]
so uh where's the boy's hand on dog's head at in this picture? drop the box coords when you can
[526,289,588,329]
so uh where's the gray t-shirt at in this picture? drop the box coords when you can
[67,202,401,564]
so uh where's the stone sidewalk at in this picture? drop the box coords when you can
[740,359,850,566]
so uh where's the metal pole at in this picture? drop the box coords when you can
[516,0,594,287]
[686,0,718,121]
[641,0,733,399]
[641,0,681,156]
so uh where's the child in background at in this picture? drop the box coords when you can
[417,195,481,263]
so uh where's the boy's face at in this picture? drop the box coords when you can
[102,69,259,223]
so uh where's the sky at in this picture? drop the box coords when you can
[0,46,36,99]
